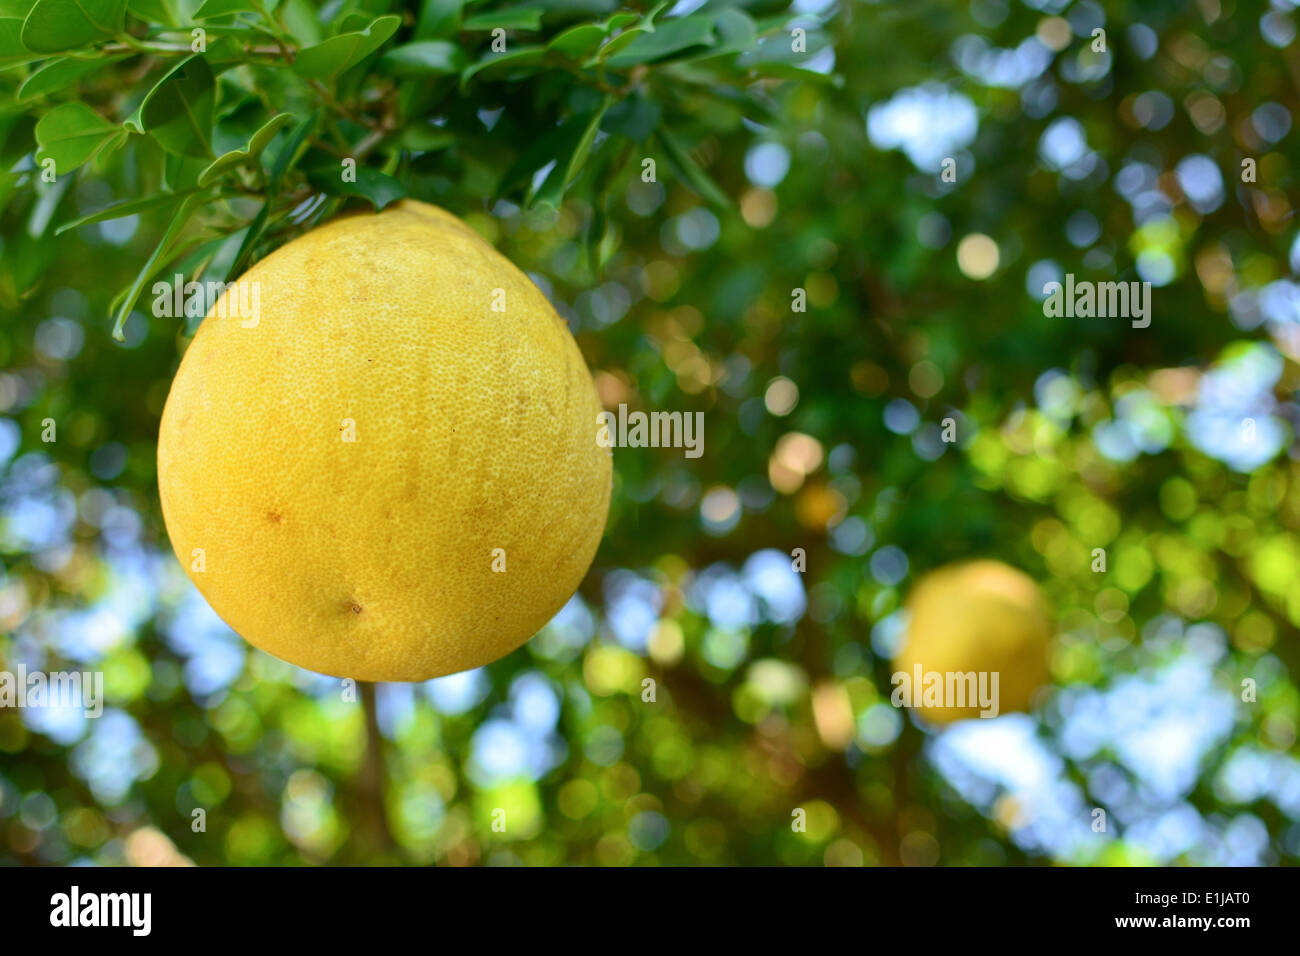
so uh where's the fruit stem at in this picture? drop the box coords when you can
[357,682,396,859]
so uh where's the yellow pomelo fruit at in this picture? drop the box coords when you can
[157,200,611,682]
[892,560,1052,723]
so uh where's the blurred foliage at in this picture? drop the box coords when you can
[2,0,1300,866]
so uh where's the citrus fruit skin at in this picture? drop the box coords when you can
[157,200,611,682]
[892,560,1052,723]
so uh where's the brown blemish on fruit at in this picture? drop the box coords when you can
[268,511,284,524]
[345,600,363,614]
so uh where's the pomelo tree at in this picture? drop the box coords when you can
[1,0,1299,866]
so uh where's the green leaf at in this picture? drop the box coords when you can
[5,195,58,297]
[379,40,466,77]
[266,109,316,187]
[547,23,604,58]
[462,5,542,31]
[656,125,730,208]
[27,172,71,237]
[459,44,545,88]
[701,8,756,57]
[110,227,214,324]
[174,225,250,331]
[212,95,265,153]
[278,0,321,45]
[157,237,224,331]
[602,92,659,142]
[193,0,256,17]
[598,11,636,33]
[19,53,125,101]
[605,15,716,68]
[200,222,250,286]
[741,28,833,67]
[585,25,645,66]
[35,102,120,172]
[128,0,202,25]
[0,0,37,16]
[197,112,293,186]
[333,10,374,34]
[640,0,670,23]
[126,54,216,157]
[111,192,203,341]
[162,152,212,189]
[306,162,405,210]
[751,13,797,34]
[414,0,462,39]
[747,60,842,86]
[55,187,199,234]
[497,119,570,199]
[166,230,224,280]
[203,33,248,67]
[586,197,607,273]
[584,0,673,66]
[399,123,454,152]
[0,17,39,68]
[227,199,268,276]
[531,97,610,210]
[293,14,400,81]
[21,0,126,53]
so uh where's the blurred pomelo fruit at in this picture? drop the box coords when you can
[157,200,611,681]
[892,560,1052,723]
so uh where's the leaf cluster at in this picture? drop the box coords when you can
[0,0,836,336]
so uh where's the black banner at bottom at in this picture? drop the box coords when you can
[0,863,1279,942]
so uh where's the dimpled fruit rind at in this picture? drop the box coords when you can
[157,200,612,681]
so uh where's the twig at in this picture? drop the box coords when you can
[355,682,396,858]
